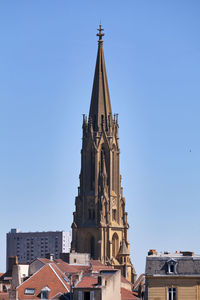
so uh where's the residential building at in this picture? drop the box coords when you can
[71,25,136,283]
[1,254,139,299]
[74,269,138,300]
[145,249,200,300]
[6,229,71,269]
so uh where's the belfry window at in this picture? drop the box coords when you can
[90,236,95,258]
[90,151,95,190]
[112,233,119,257]
[88,209,95,220]
[112,209,117,221]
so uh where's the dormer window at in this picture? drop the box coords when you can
[170,264,174,273]
[41,286,51,299]
[167,259,177,274]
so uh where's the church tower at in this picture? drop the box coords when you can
[71,26,136,283]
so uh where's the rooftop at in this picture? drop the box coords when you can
[147,250,200,259]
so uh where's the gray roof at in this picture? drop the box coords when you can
[118,240,130,256]
[146,253,200,276]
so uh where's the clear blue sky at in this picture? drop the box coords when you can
[0,0,200,275]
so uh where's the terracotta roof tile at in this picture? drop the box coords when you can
[133,273,145,290]
[121,288,139,300]
[37,258,52,264]
[90,260,113,272]
[76,275,98,288]
[17,263,70,299]
[121,275,132,285]
[0,292,9,300]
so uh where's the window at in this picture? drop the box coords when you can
[62,276,70,283]
[168,287,177,300]
[84,291,90,300]
[78,291,83,300]
[170,264,174,273]
[167,259,177,274]
[3,285,7,292]
[112,209,117,221]
[112,233,119,257]
[41,291,49,299]
[41,287,50,299]
[90,236,95,259]
[90,291,94,300]
[88,209,95,220]
[88,209,91,219]
[24,288,35,295]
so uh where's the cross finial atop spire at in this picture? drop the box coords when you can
[97,24,104,43]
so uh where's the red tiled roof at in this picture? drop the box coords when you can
[37,258,90,274]
[90,260,113,272]
[37,258,53,264]
[76,275,98,288]
[34,258,113,276]
[133,273,145,290]
[76,271,114,289]
[17,263,70,299]
[121,275,132,285]
[0,292,9,300]
[121,288,139,300]
[54,260,80,274]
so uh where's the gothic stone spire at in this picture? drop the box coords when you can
[71,26,136,284]
[89,25,112,131]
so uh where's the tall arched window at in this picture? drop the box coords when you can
[90,150,95,190]
[90,236,95,259]
[112,233,119,258]
[112,145,116,192]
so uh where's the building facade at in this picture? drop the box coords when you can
[145,249,200,300]
[0,255,138,300]
[6,229,71,269]
[71,26,136,283]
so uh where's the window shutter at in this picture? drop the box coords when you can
[90,291,94,300]
[78,291,82,300]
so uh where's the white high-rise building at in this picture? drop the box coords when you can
[6,229,71,270]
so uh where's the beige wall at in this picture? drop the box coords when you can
[101,270,121,300]
[74,270,121,300]
[147,276,200,300]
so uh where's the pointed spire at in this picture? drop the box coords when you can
[89,25,112,131]
[118,239,130,256]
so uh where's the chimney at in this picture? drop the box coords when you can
[45,253,54,261]
[180,251,194,257]
[148,249,157,256]
[9,290,18,300]
[12,264,21,288]
[8,256,18,272]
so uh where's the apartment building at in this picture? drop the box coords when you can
[145,249,200,300]
[6,229,71,269]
